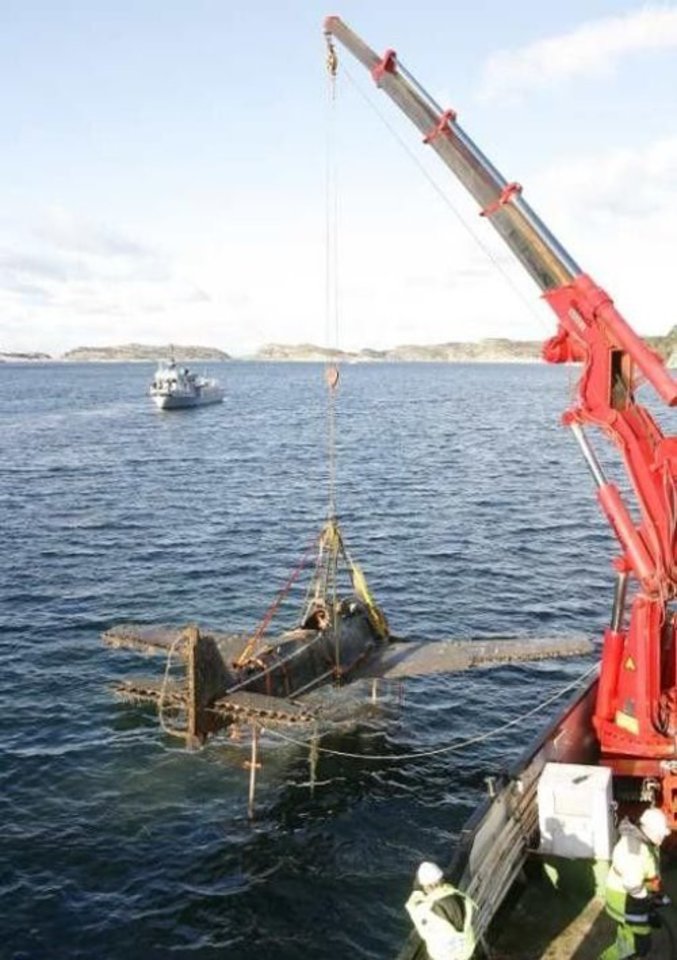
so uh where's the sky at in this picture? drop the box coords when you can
[1,0,677,357]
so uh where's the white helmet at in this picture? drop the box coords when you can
[417,861,444,887]
[639,807,670,844]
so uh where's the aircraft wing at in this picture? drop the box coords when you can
[102,623,245,659]
[354,635,594,681]
[102,623,190,655]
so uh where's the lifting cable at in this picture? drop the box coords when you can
[325,36,340,526]
[224,42,343,678]
[325,37,343,672]
[252,663,598,763]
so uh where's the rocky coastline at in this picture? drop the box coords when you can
[254,339,543,362]
[2,328,676,364]
[61,343,231,362]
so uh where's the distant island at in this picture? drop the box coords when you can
[255,327,677,365]
[61,343,231,362]
[0,350,52,362]
[0,343,229,363]
[2,327,677,364]
[254,339,543,362]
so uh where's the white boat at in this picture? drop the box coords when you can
[149,359,224,410]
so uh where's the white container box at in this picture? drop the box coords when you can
[537,762,614,860]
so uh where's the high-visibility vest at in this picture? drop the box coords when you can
[604,821,660,935]
[606,823,659,899]
[405,883,476,960]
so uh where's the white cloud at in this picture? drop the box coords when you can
[480,6,677,101]
[533,136,677,219]
[36,208,156,261]
[0,210,222,356]
[526,136,677,334]
[5,134,677,359]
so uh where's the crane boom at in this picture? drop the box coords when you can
[325,15,677,823]
[325,16,579,292]
[324,16,677,406]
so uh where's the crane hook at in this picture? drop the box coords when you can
[325,37,338,78]
[325,364,339,391]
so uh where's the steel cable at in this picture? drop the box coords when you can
[253,662,598,762]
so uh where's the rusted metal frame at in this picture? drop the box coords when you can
[183,626,232,743]
[186,625,200,745]
[112,682,186,707]
[224,631,332,698]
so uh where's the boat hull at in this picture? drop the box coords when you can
[398,676,677,958]
[151,389,224,410]
[397,676,600,959]
[149,358,224,409]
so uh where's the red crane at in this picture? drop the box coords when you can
[324,16,677,825]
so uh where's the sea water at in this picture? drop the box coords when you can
[1,361,616,958]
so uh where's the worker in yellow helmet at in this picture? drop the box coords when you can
[404,861,476,960]
[601,807,671,960]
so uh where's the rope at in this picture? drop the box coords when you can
[158,632,189,738]
[234,531,322,667]
[330,522,340,669]
[299,546,322,626]
[252,663,598,762]
[326,366,339,523]
[324,39,343,673]
[325,38,340,523]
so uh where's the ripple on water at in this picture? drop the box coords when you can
[1,362,612,959]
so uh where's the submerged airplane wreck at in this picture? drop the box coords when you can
[104,519,592,751]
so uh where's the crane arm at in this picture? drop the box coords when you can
[324,16,578,292]
[324,16,677,596]
[324,17,677,407]
[324,15,677,810]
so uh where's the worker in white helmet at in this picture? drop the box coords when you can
[404,861,476,960]
[600,807,671,960]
